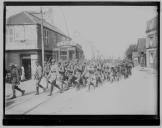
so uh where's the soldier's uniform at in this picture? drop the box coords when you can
[44,62,50,89]
[87,65,96,91]
[58,63,67,91]
[34,62,46,95]
[48,59,62,96]
[10,64,25,99]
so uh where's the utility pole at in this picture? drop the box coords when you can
[40,7,44,72]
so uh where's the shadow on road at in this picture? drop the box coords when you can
[5,91,36,103]
[5,100,15,108]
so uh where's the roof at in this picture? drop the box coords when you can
[56,40,83,50]
[7,11,71,39]
[146,16,158,33]
[137,38,146,53]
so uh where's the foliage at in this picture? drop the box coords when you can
[125,44,137,60]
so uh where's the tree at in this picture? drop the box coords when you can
[125,44,137,60]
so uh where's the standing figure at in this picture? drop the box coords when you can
[10,64,25,99]
[48,59,62,96]
[34,61,46,95]
[21,65,25,81]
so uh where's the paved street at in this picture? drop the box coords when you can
[5,67,157,115]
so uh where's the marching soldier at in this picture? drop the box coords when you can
[10,64,25,99]
[48,59,62,96]
[58,62,67,91]
[43,61,51,89]
[34,61,46,95]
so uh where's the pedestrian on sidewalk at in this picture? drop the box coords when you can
[21,65,25,81]
[10,64,25,99]
[34,61,46,95]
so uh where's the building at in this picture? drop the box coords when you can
[53,40,84,62]
[137,38,146,67]
[145,16,158,69]
[132,52,139,66]
[5,11,71,79]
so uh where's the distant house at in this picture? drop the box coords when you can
[145,16,158,69]
[5,11,71,79]
[132,52,139,66]
[137,38,146,67]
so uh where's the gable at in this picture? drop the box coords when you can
[7,12,36,25]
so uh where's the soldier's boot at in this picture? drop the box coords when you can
[35,87,39,95]
[11,85,16,99]
[11,95,16,99]
[39,84,46,92]
[60,83,64,92]
[46,79,49,89]
[54,84,62,93]
[48,84,54,96]
[15,86,25,96]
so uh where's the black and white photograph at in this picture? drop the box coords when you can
[3,2,159,123]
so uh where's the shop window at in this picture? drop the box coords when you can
[149,52,154,64]
[149,37,154,48]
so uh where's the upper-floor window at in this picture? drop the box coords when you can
[8,27,14,42]
[149,35,156,48]
[44,29,48,46]
[14,26,25,41]
[7,25,26,42]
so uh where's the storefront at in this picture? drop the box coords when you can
[146,48,157,69]
[5,50,53,80]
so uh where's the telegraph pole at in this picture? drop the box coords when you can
[40,7,44,72]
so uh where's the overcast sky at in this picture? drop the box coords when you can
[6,6,157,59]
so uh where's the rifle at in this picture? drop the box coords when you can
[43,57,52,75]
[47,57,52,65]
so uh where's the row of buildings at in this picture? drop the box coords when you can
[5,11,84,79]
[132,16,158,70]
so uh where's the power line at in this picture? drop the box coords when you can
[58,7,70,38]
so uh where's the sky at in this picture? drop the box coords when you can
[6,6,157,59]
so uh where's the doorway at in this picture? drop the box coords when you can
[21,56,31,80]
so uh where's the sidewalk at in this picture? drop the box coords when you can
[5,79,38,99]
[134,66,157,74]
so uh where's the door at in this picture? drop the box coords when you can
[22,57,31,80]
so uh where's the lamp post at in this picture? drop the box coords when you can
[40,7,45,72]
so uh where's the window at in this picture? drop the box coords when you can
[149,36,154,48]
[60,51,67,55]
[8,27,14,42]
[14,26,25,41]
[149,52,154,64]
[44,29,48,46]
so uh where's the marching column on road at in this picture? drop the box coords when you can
[5,58,134,99]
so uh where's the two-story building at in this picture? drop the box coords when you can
[145,16,158,69]
[5,11,71,79]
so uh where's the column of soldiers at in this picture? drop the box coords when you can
[7,58,133,99]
